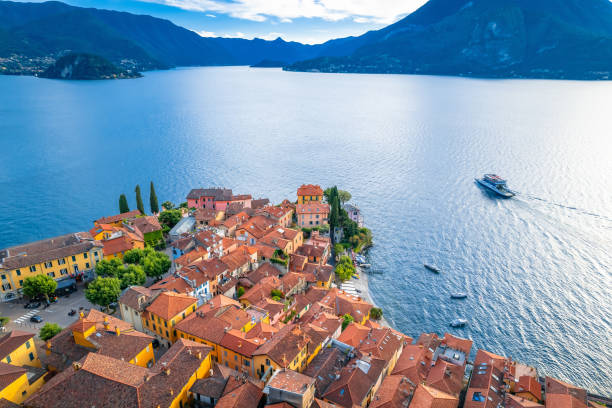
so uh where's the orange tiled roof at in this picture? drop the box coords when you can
[370,374,414,408]
[442,333,473,355]
[146,291,196,320]
[425,360,464,397]
[516,375,542,401]
[101,235,134,256]
[297,184,323,197]
[409,384,458,408]
[95,210,141,225]
[506,394,544,408]
[337,322,370,348]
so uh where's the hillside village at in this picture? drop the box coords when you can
[0,184,603,408]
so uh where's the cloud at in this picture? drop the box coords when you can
[196,30,216,37]
[205,13,216,17]
[141,0,427,24]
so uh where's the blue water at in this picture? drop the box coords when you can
[1,67,611,394]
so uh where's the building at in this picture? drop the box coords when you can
[544,376,588,408]
[101,231,144,260]
[25,339,213,408]
[297,185,324,205]
[42,309,155,371]
[253,324,311,380]
[142,291,198,347]
[256,206,293,228]
[94,210,141,227]
[409,384,458,408]
[506,395,544,408]
[187,188,249,211]
[296,203,330,228]
[0,330,46,405]
[131,215,163,246]
[343,203,364,227]
[323,355,387,408]
[369,375,414,408]
[169,216,196,241]
[118,286,159,332]
[265,369,316,408]
[0,232,103,301]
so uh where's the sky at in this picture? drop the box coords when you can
[21,0,429,44]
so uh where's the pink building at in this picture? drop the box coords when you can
[186,188,251,211]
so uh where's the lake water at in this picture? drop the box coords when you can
[1,67,611,394]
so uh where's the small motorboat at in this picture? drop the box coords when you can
[424,264,440,273]
[450,293,468,299]
[359,263,371,268]
[450,318,468,328]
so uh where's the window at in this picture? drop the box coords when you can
[47,272,55,278]
[19,280,23,286]
[224,350,228,357]
[165,330,169,337]
[58,259,66,265]
[29,265,36,272]
[164,321,167,328]
[29,352,34,361]
[234,355,237,361]
[85,263,90,269]
[182,313,185,319]
[244,360,250,366]
[0,275,5,280]
[22,390,27,397]
[60,269,68,276]
[2,284,11,290]
[83,253,88,259]
[25,341,30,349]
[6,356,11,363]
[266,359,270,366]
[152,324,156,330]
[146,346,150,352]
[192,306,196,312]
[173,330,176,337]
[15,270,21,276]
[72,256,76,262]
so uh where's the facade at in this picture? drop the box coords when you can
[265,369,316,408]
[132,215,163,246]
[343,203,364,227]
[0,232,103,301]
[0,330,46,405]
[297,185,324,205]
[296,203,330,228]
[142,292,198,347]
[119,286,158,332]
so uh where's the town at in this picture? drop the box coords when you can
[0,184,604,408]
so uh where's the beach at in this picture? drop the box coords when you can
[341,265,390,328]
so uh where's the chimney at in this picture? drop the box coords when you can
[79,311,84,319]
[169,388,174,396]
[165,368,171,376]
[197,352,202,360]
[115,326,120,336]
[73,362,82,371]
[103,317,109,329]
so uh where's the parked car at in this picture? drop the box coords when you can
[30,315,43,323]
[24,302,41,309]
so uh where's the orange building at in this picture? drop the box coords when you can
[142,291,197,347]
[297,185,324,205]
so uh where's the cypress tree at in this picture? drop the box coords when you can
[135,185,145,215]
[149,181,159,214]
[119,194,129,213]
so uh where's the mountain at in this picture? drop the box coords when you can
[40,52,141,79]
[287,0,612,79]
[0,0,318,74]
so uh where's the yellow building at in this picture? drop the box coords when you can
[0,330,46,404]
[25,339,213,408]
[93,209,141,228]
[0,232,103,301]
[44,309,155,372]
[297,184,324,205]
[252,324,310,380]
[143,291,197,346]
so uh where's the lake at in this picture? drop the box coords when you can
[1,67,611,394]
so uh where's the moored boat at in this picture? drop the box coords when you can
[450,318,468,327]
[475,174,516,198]
[424,264,440,273]
[451,293,468,299]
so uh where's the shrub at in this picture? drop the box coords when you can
[370,307,383,320]
[341,314,354,330]
[237,287,245,298]
[40,323,62,340]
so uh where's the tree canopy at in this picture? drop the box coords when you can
[161,201,174,210]
[338,190,352,204]
[150,181,159,214]
[342,314,354,330]
[135,184,145,215]
[95,258,122,277]
[40,323,62,340]
[119,194,130,214]
[158,209,182,229]
[22,275,57,301]
[335,255,355,281]
[370,307,383,320]
[117,264,146,289]
[85,277,121,308]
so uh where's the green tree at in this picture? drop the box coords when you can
[341,314,354,330]
[39,323,62,341]
[237,287,245,298]
[123,248,144,265]
[119,194,130,213]
[117,264,146,289]
[158,209,182,229]
[334,243,344,255]
[150,181,159,214]
[338,190,352,204]
[161,201,174,210]
[135,184,145,215]
[22,275,57,302]
[85,277,121,309]
[370,307,383,320]
[0,317,9,327]
[95,258,122,277]
[335,256,356,281]
[270,289,284,299]
[142,251,171,278]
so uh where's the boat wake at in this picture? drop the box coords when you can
[513,192,612,224]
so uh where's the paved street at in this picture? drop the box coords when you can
[0,284,103,335]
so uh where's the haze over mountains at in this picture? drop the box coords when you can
[1,0,611,79]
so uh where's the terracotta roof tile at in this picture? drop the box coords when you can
[145,291,196,320]
[370,374,415,408]
[297,185,323,197]
[0,330,34,360]
[131,215,162,235]
[409,384,458,408]
[95,210,141,225]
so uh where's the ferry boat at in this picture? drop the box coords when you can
[475,174,516,198]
